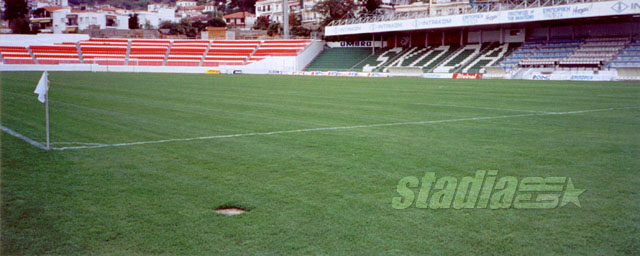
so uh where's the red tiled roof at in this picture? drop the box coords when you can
[223,11,255,19]
[43,6,67,12]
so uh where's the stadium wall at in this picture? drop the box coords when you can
[511,69,618,81]
[527,22,640,40]
[241,40,324,73]
[0,34,90,46]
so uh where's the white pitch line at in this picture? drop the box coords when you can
[2,106,637,151]
[408,102,547,113]
[47,106,638,151]
[0,125,48,150]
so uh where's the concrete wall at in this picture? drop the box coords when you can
[527,21,640,40]
[468,29,523,43]
[0,34,89,46]
[243,40,324,73]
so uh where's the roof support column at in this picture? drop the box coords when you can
[283,0,289,39]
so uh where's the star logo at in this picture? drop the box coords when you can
[611,1,628,13]
[560,178,585,208]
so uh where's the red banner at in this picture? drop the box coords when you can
[453,73,483,79]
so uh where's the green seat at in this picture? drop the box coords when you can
[305,48,372,71]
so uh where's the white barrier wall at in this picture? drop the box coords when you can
[0,34,90,46]
[0,63,216,73]
[296,40,324,71]
[528,70,618,81]
[242,40,324,73]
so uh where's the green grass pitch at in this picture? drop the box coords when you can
[1,71,639,254]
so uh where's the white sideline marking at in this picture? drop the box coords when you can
[408,103,547,113]
[2,107,637,151]
[270,92,547,113]
[0,125,48,150]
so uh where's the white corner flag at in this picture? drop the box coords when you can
[34,71,51,149]
[34,71,49,103]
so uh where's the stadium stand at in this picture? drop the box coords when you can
[2,34,636,82]
[401,47,431,67]
[204,40,259,66]
[410,47,444,70]
[305,47,372,71]
[250,40,312,63]
[0,38,313,68]
[422,45,460,72]
[79,38,128,65]
[499,37,634,70]
[609,40,640,68]
[378,47,419,72]
[29,44,81,65]
[433,44,481,73]
[382,46,431,72]
[0,46,36,64]
[128,39,171,66]
[462,42,519,73]
[304,43,525,74]
[560,37,628,67]
[360,47,401,72]
[166,40,210,67]
[348,48,391,72]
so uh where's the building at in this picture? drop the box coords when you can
[30,6,129,34]
[176,0,197,8]
[224,12,256,29]
[204,2,216,13]
[136,6,179,29]
[147,3,172,12]
[177,5,207,19]
[299,0,323,28]
[255,0,325,28]
[29,0,68,10]
[256,0,295,23]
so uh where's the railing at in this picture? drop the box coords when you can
[327,0,615,27]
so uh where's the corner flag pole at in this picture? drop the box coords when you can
[34,71,50,150]
[45,91,50,150]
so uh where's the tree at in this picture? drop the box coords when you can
[128,14,140,29]
[267,22,280,36]
[3,0,29,21]
[365,0,381,14]
[142,20,154,29]
[288,12,309,37]
[229,0,256,13]
[10,17,33,34]
[3,0,33,34]
[159,20,183,35]
[206,17,226,27]
[253,16,269,30]
[313,0,356,27]
[191,20,207,36]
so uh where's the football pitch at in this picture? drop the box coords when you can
[1,71,639,254]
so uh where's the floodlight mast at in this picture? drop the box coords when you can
[283,0,289,39]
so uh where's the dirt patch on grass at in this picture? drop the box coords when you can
[215,206,247,216]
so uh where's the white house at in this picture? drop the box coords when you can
[30,0,68,10]
[256,0,322,26]
[176,0,197,8]
[47,7,128,34]
[136,6,179,28]
[204,2,216,13]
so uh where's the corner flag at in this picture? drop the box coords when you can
[34,71,49,103]
[34,71,51,149]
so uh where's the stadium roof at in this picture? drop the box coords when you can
[325,0,640,36]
